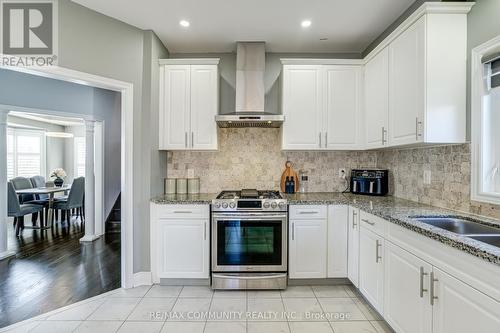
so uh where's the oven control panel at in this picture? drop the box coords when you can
[212,199,287,212]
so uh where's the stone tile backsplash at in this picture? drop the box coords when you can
[376,144,500,220]
[167,128,377,193]
[167,130,500,219]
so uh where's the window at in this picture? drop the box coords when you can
[472,37,500,204]
[74,137,86,177]
[7,128,46,179]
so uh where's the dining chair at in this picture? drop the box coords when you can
[11,176,44,226]
[53,177,85,225]
[8,182,44,237]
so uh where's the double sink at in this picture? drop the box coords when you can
[413,216,500,248]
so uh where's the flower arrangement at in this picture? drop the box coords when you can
[50,168,67,179]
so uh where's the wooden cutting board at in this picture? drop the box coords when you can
[280,161,299,193]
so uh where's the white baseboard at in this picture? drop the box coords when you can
[133,271,152,287]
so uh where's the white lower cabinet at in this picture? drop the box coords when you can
[432,267,500,333]
[384,242,432,333]
[327,205,348,277]
[151,204,209,281]
[289,215,327,279]
[359,226,385,314]
[347,206,360,287]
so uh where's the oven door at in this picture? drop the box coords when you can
[211,212,287,272]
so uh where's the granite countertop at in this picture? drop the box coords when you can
[151,193,217,204]
[284,192,500,266]
[150,191,500,266]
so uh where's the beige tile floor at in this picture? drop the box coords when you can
[0,285,394,333]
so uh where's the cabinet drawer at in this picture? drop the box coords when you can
[155,204,209,219]
[289,205,327,219]
[360,211,387,237]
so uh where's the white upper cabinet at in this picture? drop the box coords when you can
[282,62,363,150]
[324,66,364,149]
[159,59,219,150]
[160,65,191,150]
[190,65,219,150]
[388,17,425,146]
[365,5,469,149]
[281,65,323,150]
[364,47,389,149]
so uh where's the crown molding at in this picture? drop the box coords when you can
[159,58,220,65]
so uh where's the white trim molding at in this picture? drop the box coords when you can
[0,63,135,288]
[159,58,220,65]
[471,34,500,205]
[280,58,364,66]
[364,2,474,62]
[133,271,153,287]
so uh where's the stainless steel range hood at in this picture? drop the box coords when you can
[215,42,284,128]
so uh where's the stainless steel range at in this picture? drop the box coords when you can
[211,189,288,290]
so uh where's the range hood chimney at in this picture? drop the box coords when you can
[216,42,284,128]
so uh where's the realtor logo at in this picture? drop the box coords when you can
[1,0,57,66]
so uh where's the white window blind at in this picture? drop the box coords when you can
[74,137,86,177]
[7,128,45,179]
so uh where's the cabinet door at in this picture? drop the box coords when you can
[347,206,360,287]
[359,227,385,314]
[432,267,500,333]
[282,65,323,150]
[324,66,363,149]
[388,16,425,146]
[190,65,218,150]
[384,242,432,333]
[327,205,348,278]
[159,65,191,150]
[364,47,389,149]
[156,218,209,278]
[289,218,327,278]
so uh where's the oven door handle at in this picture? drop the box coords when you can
[212,273,287,280]
[212,214,287,220]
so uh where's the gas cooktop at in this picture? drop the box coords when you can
[213,189,286,212]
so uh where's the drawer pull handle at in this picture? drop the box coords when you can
[299,211,319,215]
[361,218,375,226]
[173,211,193,214]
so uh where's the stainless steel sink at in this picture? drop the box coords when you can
[414,217,500,235]
[468,235,500,248]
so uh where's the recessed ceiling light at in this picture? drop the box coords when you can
[179,20,190,27]
[301,20,312,28]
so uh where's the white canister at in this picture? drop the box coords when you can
[176,178,188,194]
[164,178,176,194]
[188,178,200,194]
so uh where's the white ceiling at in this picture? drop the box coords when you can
[9,112,84,127]
[72,0,415,54]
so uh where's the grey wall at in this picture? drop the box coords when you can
[0,70,94,115]
[93,89,122,217]
[7,115,66,179]
[57,0,169,272]
[64,125,84,184]
[170,52,361,115]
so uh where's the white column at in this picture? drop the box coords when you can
[0,110,14,260]
[80,120,99,242]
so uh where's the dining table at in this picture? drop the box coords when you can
[15,185,71,229]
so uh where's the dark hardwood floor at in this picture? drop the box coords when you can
[0,215,121,328]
